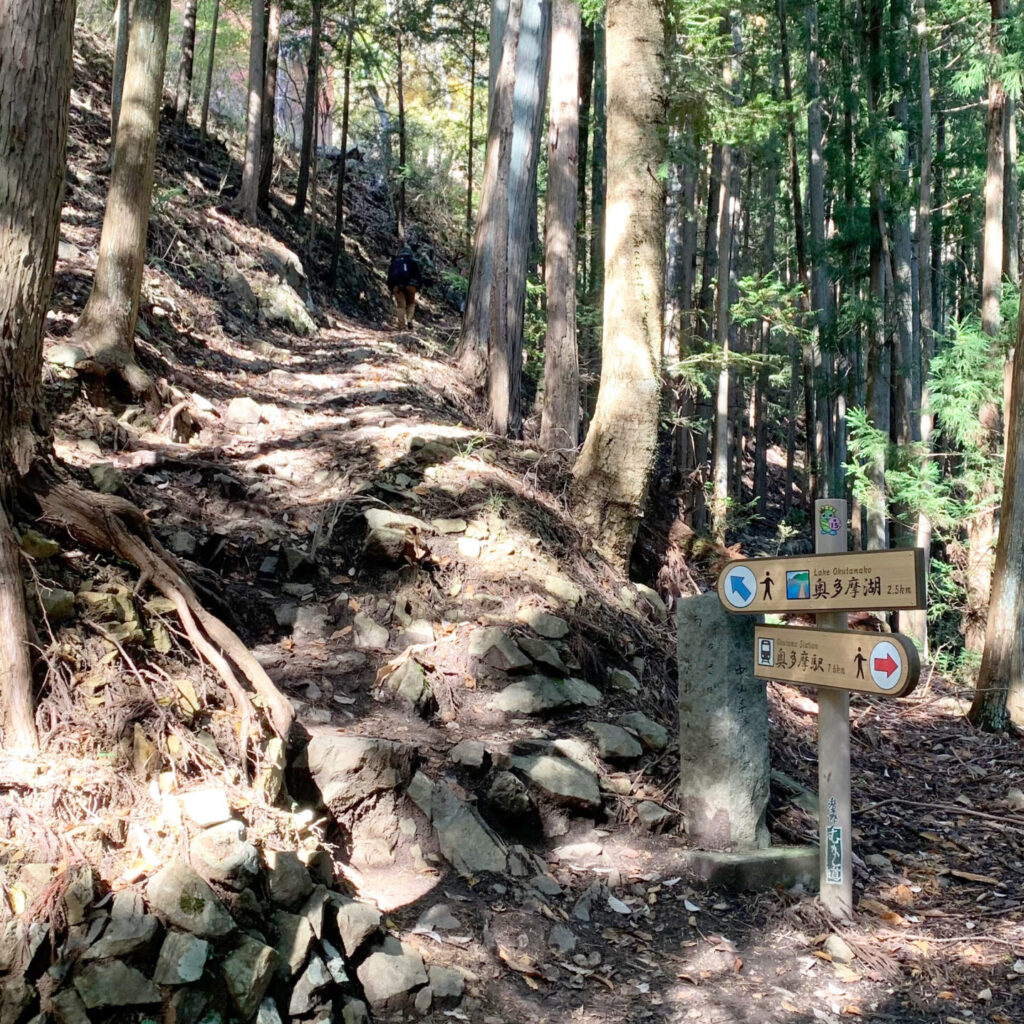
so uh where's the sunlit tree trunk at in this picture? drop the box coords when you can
[293,0,322,216]
[0,0,76,752]
[571,0,665,568]
[540,0,580,451]
[465,6,480,252]
[329,0,357,285]
[175,0,198,126]
[395,2,407,238]
[200,0,221,139]
[72,0,170,397]
[258,0,281,208]
[111,0,130,154]
[972,285,1024,729]
[576,18,594,278]
[239,0,265,222]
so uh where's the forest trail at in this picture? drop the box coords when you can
[11,25,1024,1024]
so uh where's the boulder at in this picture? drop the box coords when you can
[493,676,601,715]
[255,277,317,336]
[677,593,769,850]
[265,850,314,910]
[260,240,313,310]
[486,771,532,819]
[333,897,382,959]
[342,998,371,1024]
[146,861,235,937]
[619,711,669,751]
[449,739,486,769]
[544,575,584,607]
[407,773,508,877]
[289,954,331,1016]
[178,789,231,827]
[49,988,91,1024]
[609,668,640,694]
[516,608,569,639]
[20,529,59,559]
[0,978,33,1024]
[518,636,567,673]
[511,752,602,811]
[63,866,93,925]
[468,626,532,672]
[222,265,258,319]
[273,910,313,977]
[428,965,464,1001]
[300,732,415,820]
[82,915,158,959]
[364,526,408,564]
[89,463,124,495]
[225,396,263,426]
[636,801,673,829]
[356,936,427,1010]
[585,722,643,762]
[35,586,75,622]
[222,937,279,1020]
[352,612,389,650]
[381,657,434,715]
[152,931,209,984]
[73,961,160,1008]
[191,820,259,889]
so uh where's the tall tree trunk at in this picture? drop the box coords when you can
[1005,94,1019,283]
[540,0,580,451]
[971,283,1024,729]
[0,0,76,753]
[967,0,1007,654]
[465,6,480,253]
[711,142,735,543]
[396,12,407,239]
[200,0,221,139]
[753,152,778,515]
[258,0,281,208]
[293,0,322,216]
[175,0,198,126]
[908,0,934,654]
[239,0,265,222]
[111,0,130,154]
[584,13,606,418]
[571,0,665,568]
[576,18,594,279]
[72,0,170,397]
[806,0,832,499]
[329,0,357,286]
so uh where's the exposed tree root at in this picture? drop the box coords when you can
[0,503,39,753]
[29,470,295,744]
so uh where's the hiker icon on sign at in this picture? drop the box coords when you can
[854,646,866,679]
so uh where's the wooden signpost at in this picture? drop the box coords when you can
[716,499,927,920]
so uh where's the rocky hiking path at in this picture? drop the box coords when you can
[7,31,1023,1023]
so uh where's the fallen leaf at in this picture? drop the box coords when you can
[950,870,1001,885]
[683,899,700,912]
[834,963,862,983]
[607,895,632,915]
[842,1006,862,1016]
[858,899,909,927]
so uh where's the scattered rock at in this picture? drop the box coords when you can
[73,960,160,1008]
[518,636,567,673]
[222,936,280,1020]
[35,586,75,622]
[865,853,894,874]
[333,897,382,958]
[47,342,87,368]
[413,904,463,933]
[636,801,673,829]
[256,277,317,335]
[265,850,314,910]
[414,986,433,1015]
[468,626,532,672]
[82,915,158,959]
[381,657,434,715]
[634,582,669,621]
[89,463,124,495]
[342,997,371,1024]
[281,545,315,579]
[178,789,232,827]
[301,732,414,820]
[609,668,640,694]
[167,529,198,557]
[321,938,350,984]
[152,930,209,984]
[493,676,601,714]
[771,770,820,817]
[260,239,313,309]
[544,574,584,607]
[487,771,533,819]
[301,885,331,939]
[824,934,856,964]
[431,518,467,534]
[225,396,264,426]
[428,965,464,1001]
[450,739,486,769]
[353,612,389,650]
[356,936,428,1010]
[364,508,432,533]
[63,866,93,926]
[619,711,669,751]
[399,618,434,646]
[586,722,643,762]
[548,923,577,954]
[273,910,314,977]
[289,954,331,1016]
[146,861,235,937]
[407,772,508,876]
[516,607,569,639]
[364,526,408,563]
[256,997,285,1024]
[0,978,33,1024]
[49,988,91,1024]
[20,529,59,559]
[222,265,258,318]
[511,752,602,811]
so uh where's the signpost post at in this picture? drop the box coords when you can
[715,499,927,921]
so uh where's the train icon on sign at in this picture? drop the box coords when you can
[757,638,775,667]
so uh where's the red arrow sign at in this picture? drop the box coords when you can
[873,653,899,677]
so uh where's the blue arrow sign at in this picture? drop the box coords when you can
[730,575,751,602]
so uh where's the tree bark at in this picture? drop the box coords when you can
[576,18,594,279]
[588,14,606,300]
[396,3,408,238]
[540,0,580,452]
[200,0,221,139]
[293,0,322,216]
[111,0,130,153]
[330,0,357,285]
[175,0,198,126]
[239,0,265,222]
[1004,94,1019,283]
[465,6,480,253]
[971,284,1024,729]
[72,0,171,397]
[258,0,281,208]
[0,0,76,752]
[571,0,665,568]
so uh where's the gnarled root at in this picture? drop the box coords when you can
[29,472,295,745]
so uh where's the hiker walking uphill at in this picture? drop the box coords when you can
[387,245,422,328]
